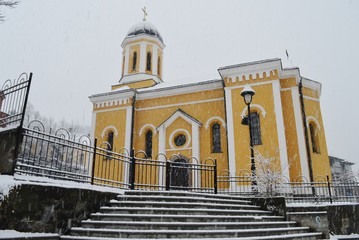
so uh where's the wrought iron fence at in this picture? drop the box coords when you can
[14,120,217,193]
[217,173,359,203]
[16,120,93,183]
[0,73,32,128]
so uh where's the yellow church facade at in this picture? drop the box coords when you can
[89,19,331,189]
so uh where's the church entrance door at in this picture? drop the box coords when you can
[171,158,189,190]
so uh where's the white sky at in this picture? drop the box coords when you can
[0,0,358,170]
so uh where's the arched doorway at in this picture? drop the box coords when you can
[171,157,190,190]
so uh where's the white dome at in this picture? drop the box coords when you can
[126,20,164,43]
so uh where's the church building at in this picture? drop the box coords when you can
[89,17,331,186]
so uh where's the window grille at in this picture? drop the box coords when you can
[309,122,320,154]
[145,130,153,158]
[250,112,262,145]
[146,52,151,71]
[212,123,222,153]
[132,52,137,71]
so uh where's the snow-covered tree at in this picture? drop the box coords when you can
[0,0,19,22]
[253,148,290,197]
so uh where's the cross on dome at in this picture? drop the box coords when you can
[142,7,147,21]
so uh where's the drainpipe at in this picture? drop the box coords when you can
[130,91,137,152]
[298,78,314,183]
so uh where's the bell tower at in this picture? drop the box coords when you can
[113,11,165,90]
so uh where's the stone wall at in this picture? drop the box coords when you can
[0,184,118,234]
[0,127,21,175]
[327,204,359,235]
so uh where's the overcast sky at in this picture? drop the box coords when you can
[0,0,358,170]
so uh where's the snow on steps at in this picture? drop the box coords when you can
[68,227,316,238]
[64,190,324,239]
[61,232,324,240]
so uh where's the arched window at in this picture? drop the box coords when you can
[212,123,222,153]
[157,57,161,76]
[132,52,137,71]
[107,131,114,151]
[250,112,262,145]
[145,130,153,158]
[309,122,320,154]
[146,52,151,71]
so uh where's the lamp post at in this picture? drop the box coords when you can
[240,86,257,188]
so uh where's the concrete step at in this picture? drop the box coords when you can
[61,232,323,239]
[98,206,272,216]
[80,220,298,230]
[109,199,260,210]
[117,193,253,205]
[69,226,312,238]
[90,212,286,222]
[286,205,328,212]
[124,190,252,202]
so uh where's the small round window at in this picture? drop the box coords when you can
[174,134,186,147]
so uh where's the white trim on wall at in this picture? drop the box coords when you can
[93,106,130,114]
[152,44,158,76]
[224,79,275,90]
[204,116,226,129]
[139,124,157,136]
[124,106,132,183]
[240,104,267,118]
[136,98,224,111]
[306,116,321,130]
[291,88,310,181]
[158,125,166,184]
[139,42,146,73]
[304,96,320,102]
[101,125,119,138]
[124,46,129,75]
[272,80,290,181]
[224,87,236,190]
[192,121,201,189]
[168,128,191,149]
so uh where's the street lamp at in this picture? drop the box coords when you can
[240,85,257,188]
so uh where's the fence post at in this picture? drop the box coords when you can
[327,175,333,204]
[129,149,136,190]
[214,159,218,194]
[11,73,33,175]
[91,138,97,185]
[165,161,171,191]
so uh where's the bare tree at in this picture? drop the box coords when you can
[0,0,19,22]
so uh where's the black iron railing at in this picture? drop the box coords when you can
[0,73,32,128]
[217,173,359,203]
[15,120,217,193]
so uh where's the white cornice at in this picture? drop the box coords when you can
[136,98,223,111]
[302,77,322,97]
[122,35,165,49]
[218,58,282,78]
[157,109,202,130]
[137,80,223,100]
[119,73,163,84]
[89,89,136,104]
[279,68,301,83]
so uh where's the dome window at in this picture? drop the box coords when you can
[132,52,137,71]
[146,52,152,71]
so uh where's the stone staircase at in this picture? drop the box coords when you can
[61,191,325,239]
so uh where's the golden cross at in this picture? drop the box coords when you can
[142,7,147,21]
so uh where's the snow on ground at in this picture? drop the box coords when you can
[0,175,19,201]
[0,174,124,201]
[287,202,359,207]
[0,124,19,133]
[330,234,359,239]
[0,229,59,238]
